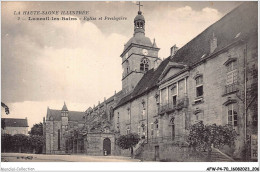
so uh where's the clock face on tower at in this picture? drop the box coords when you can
[142,49,148,55]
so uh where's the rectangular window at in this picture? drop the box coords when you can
[227,104,238,127]
[161,88,167,105]
[195,76,203,97]
[226,61,238,94]
[226,70,238,85]
[171,84,177,107]
[196,86,203,97]
[172,96,177,106]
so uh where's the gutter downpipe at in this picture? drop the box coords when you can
[244,43,248,160]
[147,94,149,144]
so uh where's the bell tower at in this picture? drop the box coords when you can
[60,102,68,151]
[120,2,161,93]
[61,102,68,127]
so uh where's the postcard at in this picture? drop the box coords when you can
[1,1,258,171]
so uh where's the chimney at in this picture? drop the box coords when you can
[170,44,178,57]
[154,59,162,70]
[210,32,217,53]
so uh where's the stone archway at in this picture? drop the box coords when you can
[103,138,111,155]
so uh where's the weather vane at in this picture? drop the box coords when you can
[136,1,143,11]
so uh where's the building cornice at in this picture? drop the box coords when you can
[120,43,160,57]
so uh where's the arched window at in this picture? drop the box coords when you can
[140,22,143,28]
[137,22,140,28]
[140,58,149,72]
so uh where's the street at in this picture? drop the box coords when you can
[1,153,141,162]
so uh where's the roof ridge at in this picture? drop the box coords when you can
[174,2,244,59]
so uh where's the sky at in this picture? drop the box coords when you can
[1,1,242,129]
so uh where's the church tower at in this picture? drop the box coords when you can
[61,102,68,151]
[120,3,160,93]
[61,102,69,128]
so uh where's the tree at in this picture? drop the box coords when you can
[1,134,13,152]
[29,122,43,136]
[188,121,237,161]
[1,102,9,129]
[1,118,6,130]
[11,134,30,153]
[116,133,140,158]
[1,102,9,115]
[29,135,44,154]
[28,122,45,153]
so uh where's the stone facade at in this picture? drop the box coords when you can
[114,2,257,161]
[44,103,85,154]
[43,2,257,161]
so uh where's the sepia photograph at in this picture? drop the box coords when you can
[1,1,258,171]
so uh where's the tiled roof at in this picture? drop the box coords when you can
[172,2,257,66]
[115,57,170,108]
[47,108,85,122]
[2,118,28,127]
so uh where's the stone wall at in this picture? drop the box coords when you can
[84,133,115,156]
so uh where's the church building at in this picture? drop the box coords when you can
[44,2,257,161]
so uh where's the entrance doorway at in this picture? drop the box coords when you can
[103,138,111,155]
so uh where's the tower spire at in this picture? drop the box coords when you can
[62,102,68,111]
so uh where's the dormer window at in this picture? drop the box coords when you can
[140,58,149,72]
